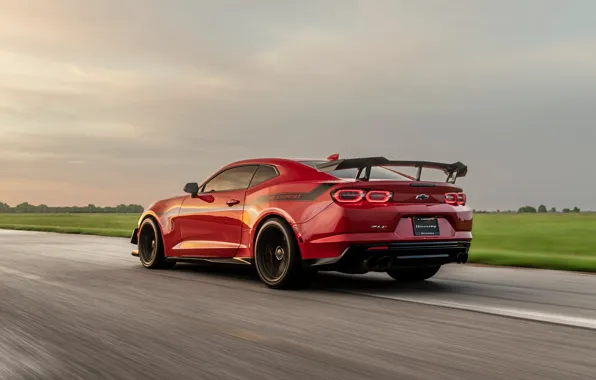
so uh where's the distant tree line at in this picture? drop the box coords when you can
[473,205,582,213]
[0,202,144,214]
[517,205,580,213]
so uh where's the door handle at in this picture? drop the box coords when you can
[226,199,240,206]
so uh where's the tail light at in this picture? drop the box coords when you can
[445,192,466,206]
[332,189,392,204]
[365,190,392,203]
[457,193,467,205]
[445,193,457,205]
[332,189,366,203]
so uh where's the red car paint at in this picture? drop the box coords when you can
[133,157,473,269]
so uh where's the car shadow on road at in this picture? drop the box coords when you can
[170,262,457,295]
[314,272,453,294]
[170,262,260,281]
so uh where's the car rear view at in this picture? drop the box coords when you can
[297,157,473,281]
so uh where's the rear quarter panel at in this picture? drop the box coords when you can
[238,180,337,257]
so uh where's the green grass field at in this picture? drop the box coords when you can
[0,213,136,238]
[470,213,596,272]
[1,213,595,272]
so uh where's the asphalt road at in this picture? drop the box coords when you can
[1,229,595,380]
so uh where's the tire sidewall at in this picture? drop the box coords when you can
[139,218,162,268]
[254,218,299,288]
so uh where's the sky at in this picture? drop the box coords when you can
[0,0,595,211]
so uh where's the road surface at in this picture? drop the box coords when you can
[1,229,595,380]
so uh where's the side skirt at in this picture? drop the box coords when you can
[166,256,253,265]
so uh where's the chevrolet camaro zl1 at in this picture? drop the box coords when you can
[130,155,472,289]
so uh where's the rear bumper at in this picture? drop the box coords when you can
[295,201,473,260]
[309,240,471,273]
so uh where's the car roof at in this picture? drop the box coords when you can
[224,157,322,167]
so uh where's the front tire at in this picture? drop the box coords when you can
[138,218,174,269]
[254,218,314,289]
[387,266,441,282]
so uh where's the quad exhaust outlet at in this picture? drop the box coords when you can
[363,251,469,272]
[365,256,393,271]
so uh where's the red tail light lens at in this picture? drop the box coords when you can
[365,190,393,203]
[332,189,366,203]
[445,192,466,206]
[456,193,467,205]
[445,193,457,205]
[332,189,392,204]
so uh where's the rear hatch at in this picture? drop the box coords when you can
[304,157,470,236]
[305,157,467,205]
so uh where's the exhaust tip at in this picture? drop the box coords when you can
[462,253,468,264]
[455,252,469,264]
[366,256,380,270]
[377,256,393,270]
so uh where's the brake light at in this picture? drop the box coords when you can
[332,189,392,204]
[365,190,392,203]
[457,193,467,205]
[332,189,366,203]
[445,192,466,206]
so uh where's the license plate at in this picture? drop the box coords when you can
[412,217,440,236]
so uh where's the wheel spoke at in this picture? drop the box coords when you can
[139,226,156,263]
[258,226,290,282]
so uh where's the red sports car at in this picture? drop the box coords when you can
[130,155,472,289]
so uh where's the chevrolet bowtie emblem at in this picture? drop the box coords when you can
[415,194,430,200]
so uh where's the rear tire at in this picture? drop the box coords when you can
[138,218,173,269]
[254,218,315,289]
[387,266,441,282]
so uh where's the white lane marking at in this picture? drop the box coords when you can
[341,292,596,330]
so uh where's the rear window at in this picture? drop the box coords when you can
[300,161,412,181]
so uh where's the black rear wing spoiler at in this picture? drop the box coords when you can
[315,157,468,183]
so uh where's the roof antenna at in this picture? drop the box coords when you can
[326,153,339,161]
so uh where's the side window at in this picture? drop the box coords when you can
[249,165,279,187]
[202,165,258,192]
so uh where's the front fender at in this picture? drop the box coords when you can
[131,210,160,245]
[133,197,186,253]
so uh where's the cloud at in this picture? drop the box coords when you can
[0,0,595,209]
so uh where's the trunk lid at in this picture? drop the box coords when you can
[349,180,463,204]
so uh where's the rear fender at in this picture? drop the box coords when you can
[244,209,303,258]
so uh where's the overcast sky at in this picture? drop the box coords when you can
[1,0,594,210]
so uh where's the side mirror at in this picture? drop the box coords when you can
[183,182,200,197]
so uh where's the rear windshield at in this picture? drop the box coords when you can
[300,161,413,181]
